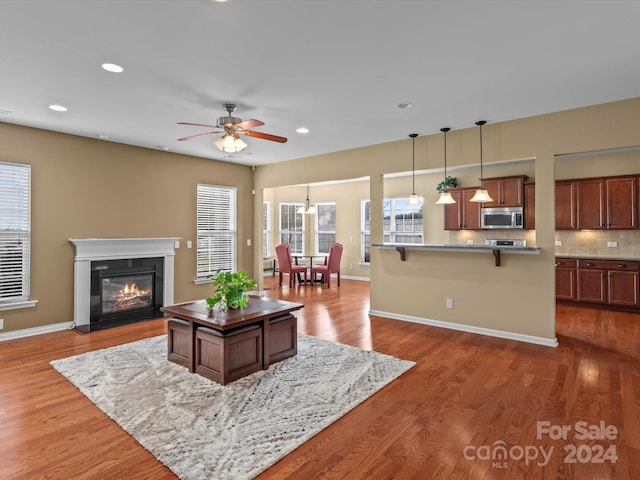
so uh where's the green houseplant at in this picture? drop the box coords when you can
[436,175,459,193]
[205,270,257,312]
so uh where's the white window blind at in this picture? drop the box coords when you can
[196,184,237,279]
[263,201,271,256]
[0,162,31,303]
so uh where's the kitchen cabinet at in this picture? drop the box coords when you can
[524,183,535,230]
[575,259,640,307]
[555,180,577,230]
[481,175,527,207]
[576,176,637,230]
[443,187,481,230]
[555,258,576,301]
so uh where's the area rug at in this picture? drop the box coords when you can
[50,334,415,480]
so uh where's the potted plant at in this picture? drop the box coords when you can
[436,176,459,193]
[205,270,257,312]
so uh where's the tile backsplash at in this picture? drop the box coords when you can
[554,230,640,258]
[449,229,640,259]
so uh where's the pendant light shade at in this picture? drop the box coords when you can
[408,133,421,205]
[470,120,494,203]
[435,127,456,205]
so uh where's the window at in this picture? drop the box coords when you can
[263,201,271,256]
[384,197,423,244]
[315,202,336,254]
[361,196,423,263]
[279,202,304,254]
[196,184,237,281]
[0,162,31,306]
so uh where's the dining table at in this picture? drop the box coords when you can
[291,253,328,283]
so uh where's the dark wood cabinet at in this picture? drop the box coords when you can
[555,181,577,230]
[555,258,576,301]
[606,176,637,229]
[482,175,526,207]
[524,183,535,230]
[575,176,637,230]
[577,179,606,229]
[443,188,481,230]
[574,259,640,308]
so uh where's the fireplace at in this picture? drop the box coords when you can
[70,238,179,333]
[90,257,164,330]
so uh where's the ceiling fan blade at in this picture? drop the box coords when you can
[242,130,288,143]
[177,122,219,129]
[234,119,264,130]
[177,131,217,141]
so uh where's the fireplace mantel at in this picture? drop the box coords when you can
[69,238,180,331]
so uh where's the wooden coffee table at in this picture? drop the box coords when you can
[161,296,304,384]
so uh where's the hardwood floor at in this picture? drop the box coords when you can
[1,277,638,479]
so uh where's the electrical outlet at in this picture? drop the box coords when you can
[466,239,474,245]
[446,298,453,309]
[246,239,251,246]
[0,319,3,330]
[555,240,562,247]
[607,241,618,248]
[349,264,353,270]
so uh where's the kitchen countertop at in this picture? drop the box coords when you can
[374,243,540,253]
[555,254,640,262]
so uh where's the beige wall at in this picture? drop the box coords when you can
[0,123,255,334]
[255,97,640,343]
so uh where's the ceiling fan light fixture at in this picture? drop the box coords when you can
[215,133,248,153]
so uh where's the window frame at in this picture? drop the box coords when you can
[0,161,36,311]
[195,184,237,283]
[278,202,305,254]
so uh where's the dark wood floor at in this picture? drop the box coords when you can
[1,277,638,479]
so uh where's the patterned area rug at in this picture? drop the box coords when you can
[51,334,415,480]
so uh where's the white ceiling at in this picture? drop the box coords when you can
[1,0,639,166]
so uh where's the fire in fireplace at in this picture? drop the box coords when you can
[88,257,164,331]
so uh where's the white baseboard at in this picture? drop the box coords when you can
[0,321,75,342]
[368,309,558,347]
[340,275,370,282]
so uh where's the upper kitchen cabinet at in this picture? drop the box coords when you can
[524,183,535,230]
[576,176,637,230]
[443,187,482,231]
[555,180,577,230]
[481,175,527,208]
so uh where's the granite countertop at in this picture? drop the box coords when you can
[373,243,540,253]
[555,254,640,262]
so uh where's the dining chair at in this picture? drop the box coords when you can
[275,244,307,288]
[311,242,343,287]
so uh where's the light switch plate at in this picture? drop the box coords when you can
[555,240,562,246]
[174,240,180,249]
[186,240,192,248]
[466,239,474,244]
[607,241,618,247]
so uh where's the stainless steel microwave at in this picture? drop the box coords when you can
[481,207,524,229]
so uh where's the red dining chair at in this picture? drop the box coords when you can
[311,243,343,287]
[275,244,307,288]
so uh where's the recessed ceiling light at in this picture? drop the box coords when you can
[49,104,68,112]
[102,63,124,73]
[158,145,169,151]
[98,134,110,140]
[296,127,310,134]
[395,102,413,109]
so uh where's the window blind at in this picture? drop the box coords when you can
[0,162,31,303]
[196,184,237,279]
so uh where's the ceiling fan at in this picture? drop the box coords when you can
[177,103,288,153]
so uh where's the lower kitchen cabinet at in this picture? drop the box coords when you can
[572,258,640,308]
[555,258,576,301]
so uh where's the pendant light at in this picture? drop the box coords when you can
[408,133,421,205]
[435,127,456,205]
[469,120,494,203]
[296,185,316,215]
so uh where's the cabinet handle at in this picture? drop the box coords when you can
[586,262,594,267]
[555,262,565,266]
[618,264,626,268]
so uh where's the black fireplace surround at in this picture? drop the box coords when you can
[86,257,164,332]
